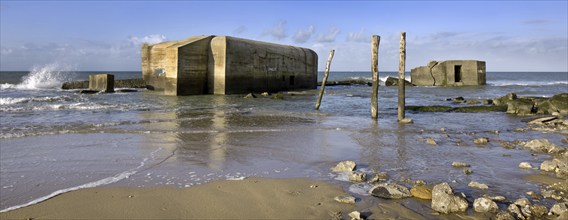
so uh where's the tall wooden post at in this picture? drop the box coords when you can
[315,49,335,110]
[397,32,406,121]
[371,35,380,119]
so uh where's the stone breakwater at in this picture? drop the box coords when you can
[61,79,147,90]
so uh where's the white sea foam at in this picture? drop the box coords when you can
[0,147,164,213]
[489,81,568,86]
[0,96,72,105]
[4,63,76,90]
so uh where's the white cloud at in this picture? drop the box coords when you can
[317,26,340,43]
[128,34,167,45]
[346,29,371,43]
[293,25,315,43]
[263,21,288,40]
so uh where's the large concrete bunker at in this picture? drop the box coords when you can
[411,60,486,86]
[142,35,318,95]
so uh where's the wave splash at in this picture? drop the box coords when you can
[2,63,76,90]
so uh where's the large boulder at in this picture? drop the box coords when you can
[522,139,562,154]
[331,161,356,172]
[550,93,568,114]
[369,183,412,199]
[506,98,535,116]
[493,93,517,106]
[431,182,468,214]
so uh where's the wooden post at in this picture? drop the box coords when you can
[315,49,335,110]
[371,35,380,119]
[397,32,406,121]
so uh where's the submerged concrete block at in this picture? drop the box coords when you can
[89,74,114,93]
[411,60,486,86]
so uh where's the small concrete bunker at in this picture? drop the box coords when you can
[410,60,486,86]
[142,35,318,95]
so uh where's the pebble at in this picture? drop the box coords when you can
[426,138,437,145]
[518,162,533,169]
[334,195,356,204]
[468,181,489,189]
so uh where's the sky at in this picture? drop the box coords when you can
[1,1,567,72]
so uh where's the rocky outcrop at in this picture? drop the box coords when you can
[493,93,568,116]
[431,182,468,214]
[384,77,414,87]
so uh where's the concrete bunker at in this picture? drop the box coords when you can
[410,60,486,86]
[142,35,318,96]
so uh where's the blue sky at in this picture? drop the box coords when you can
[1,1,567,72]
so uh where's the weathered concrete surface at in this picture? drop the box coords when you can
[62,79,146,90]
[142,35,318,96]
[88,74,114,93]
[411,60,486,86]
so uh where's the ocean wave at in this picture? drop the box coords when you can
[0,147,165,213]
[489,81,568,86]
[1,63,76,90]
[0,96,73,105]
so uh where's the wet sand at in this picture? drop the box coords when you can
[0,178,354,219]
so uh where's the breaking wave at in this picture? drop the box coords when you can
[489,81,568,86]
[1,63,76,90]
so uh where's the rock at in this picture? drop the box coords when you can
[452,97,465,103]
[550,202,568,216]
[426,138,437,145]
[474,137,489,145]
[483,99,494,105]
[473,197,499,213]
[468,181,489,189]
[550,93,568,115]
[541,160,558,172]
[349,172,367,182]
[369,183,412,199]
[334,195,356,204]
[451,161,470,167]
[506,98,535,116]
[431,182,468,214]
[526,191,543,200]
[530,204,548,218]
[519,162,533,169]
[410,185,432,200]
[348,211,363,220]
[466,99,481,105]
[244,93,256,98]
[552,158,568,178]
[528,116,557,125]
[331,161,356,172]
[62,80,90,89]
[261,92,270,96]
[487,195,507,202]
[514,198,531,207]
[523,139,562,154]
[507,204,526,220]
[399,118,413,124]
[494,210,516,220]
[385,76,414,87]
[463,169,473,175]
[271,93,284,99]
[493,93,518,106]
[368,172,388,183]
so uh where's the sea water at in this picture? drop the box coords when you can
[0,64,566,213]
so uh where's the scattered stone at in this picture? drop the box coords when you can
[468,181,489,189]
[349,172,367,182]
[244,93,256,98]
[369,183,412,199]
[452,97,465,103]
[523,139,562,154]
[331,161,356,172]
[486,195,507,202]
[431,182,468,214]
[473,197,499,213]
[368,172,388,183]
[540,160,558,172]
[261,92,270,96]
[528,116,557,125]
[348,211,363,220]
[474,137,489,145]
[334,195,356,204]
[518,162,533,169]
[550,202,568,216]
[483,99,494,105]
[514,198,531,207]
[414,180,426,185]
[466,99,481,105]
[271,93,284,99]
[494,210,515,220]
[493,93,518,106]
[410,185,433,200]
[451,161,470,167]
[399,118,413,124]
[426,138,437,145]
[526,191,543,200]
[530,204,548,218]
[463,169,473,175]
[507,204,525,220]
